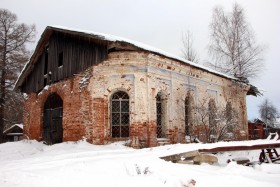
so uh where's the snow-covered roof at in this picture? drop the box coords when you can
[16,26,257,92]
[49,26,236,79]
[3,124,23,134]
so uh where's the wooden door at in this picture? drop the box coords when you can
[43,93,63,145]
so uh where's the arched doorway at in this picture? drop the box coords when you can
[43,93,63,145]
[111,91,130,138]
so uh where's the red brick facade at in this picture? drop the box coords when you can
[23,75,92,143]
[130,122,158,147]
[23,70,166,147]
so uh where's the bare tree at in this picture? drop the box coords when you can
[208,3,264,80]
[4,91,24,128]
[192,98,210,142]
[181,30,199,63]
[192,98,238,143]
[0,9,36,142]
[208,98,217,141]
[259,99,279,128]
[215,102,239,142]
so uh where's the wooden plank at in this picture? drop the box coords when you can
[21,32,108,93]
[198,143,280,153]
[160,143,280,163]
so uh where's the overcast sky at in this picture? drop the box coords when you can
[1,0,280,120]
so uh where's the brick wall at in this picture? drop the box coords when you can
[23,73,93,143]
[23,50,250,147]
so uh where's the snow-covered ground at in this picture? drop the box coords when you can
[0,139,279,187]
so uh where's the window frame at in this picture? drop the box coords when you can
[110,91,130,138]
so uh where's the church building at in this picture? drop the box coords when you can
[15,26,256,147]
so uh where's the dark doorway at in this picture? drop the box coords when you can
[43,93,63,145]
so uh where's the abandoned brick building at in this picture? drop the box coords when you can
[15,26,257,147]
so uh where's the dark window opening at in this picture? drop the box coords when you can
[108,47,118,53]
[208,99,217,127]
[111,91,130,138]
[44,54,48,75]
[156,93,165,138]
[208,99,217,141]
[185,94,191,136]
[43,46,50,87]
[58,52,63,67]
[43,77,47,87]
[226,102,234,133]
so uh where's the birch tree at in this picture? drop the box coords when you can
[259,99,279,128]
[208,3,264,80]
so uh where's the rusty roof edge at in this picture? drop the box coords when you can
[247,84,263,97]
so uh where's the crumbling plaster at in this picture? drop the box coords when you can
[23,50,250,146]
[88,51,250,145]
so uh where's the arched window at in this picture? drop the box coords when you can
[226,102,233,123]
[43,93,63,145]
[208,99,217,130]
[156,92,166,138]
[226,102,234,133]
[111,91,130,138]
[185,93,192,135]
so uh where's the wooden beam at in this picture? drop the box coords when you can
[198,143,280,153]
